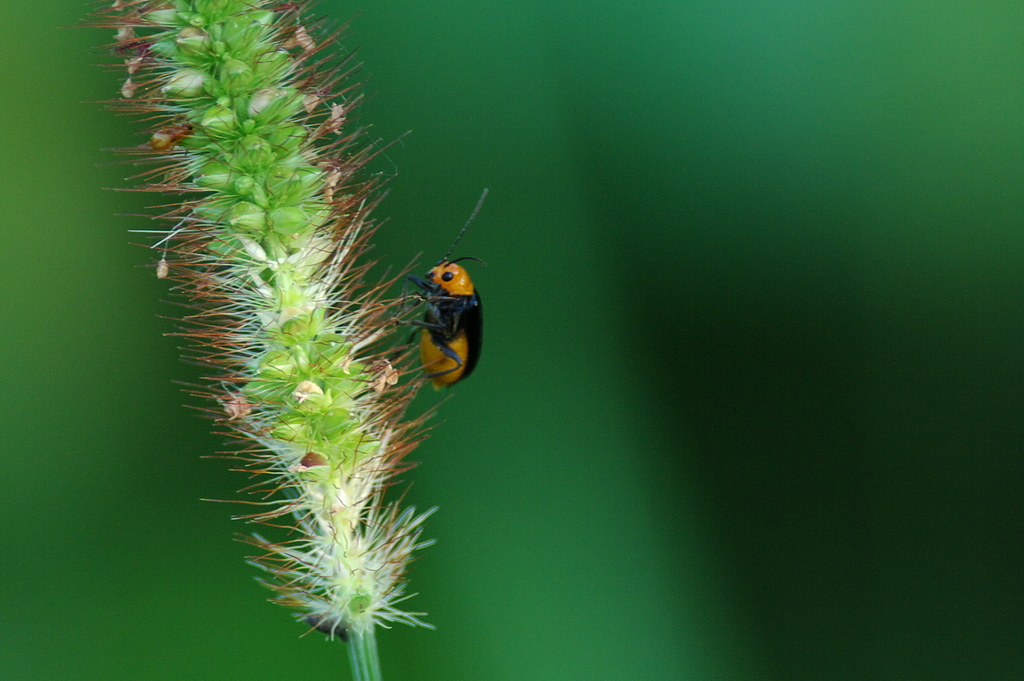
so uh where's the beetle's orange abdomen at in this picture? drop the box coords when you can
[419,328,470,388]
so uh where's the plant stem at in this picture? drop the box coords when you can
[348,627,383,681]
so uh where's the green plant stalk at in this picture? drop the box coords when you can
[348,627,383,681]
[92,0,432,666]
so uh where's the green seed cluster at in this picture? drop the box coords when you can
[96,0,430,637]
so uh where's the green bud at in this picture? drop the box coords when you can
[145,10,180,26]
[259,349,298,382]
[232,174,255,195]
[175,27,209,57]
[195,161,232,189]
[249,87,284,117]
[236,134,273,168]
[223,58,251,78]
[265,169,319,206]
[270,418,307,443]
[292,380,326,411]
[229,201,266,231]
[277,314,315,341]
[269,206,310,236]
[221,17,255,45]
[291,167,325,197]
[248,182,269,208]
[252,88,303,125]
[266,123,307,149]
[201,105,237,136]
[250,11,275,26]
[162,68,207,97]
[320,405,355,437]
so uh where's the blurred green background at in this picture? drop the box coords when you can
[1,0,1022,679]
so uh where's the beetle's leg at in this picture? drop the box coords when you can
[423,337,464,378]
[396,318,445,330]
[392,275,431,321]
[397,275,418,312]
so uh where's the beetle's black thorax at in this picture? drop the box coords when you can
[424,293,477,339]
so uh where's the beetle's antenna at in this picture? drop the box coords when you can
[441,188,489,263]
[448,255,488,267]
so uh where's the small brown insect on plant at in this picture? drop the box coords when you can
[147,123,193,151]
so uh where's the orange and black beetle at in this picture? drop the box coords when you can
[405,191,487,388]
[408,259,482,387]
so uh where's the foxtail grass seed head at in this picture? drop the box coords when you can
[92,0,435,640]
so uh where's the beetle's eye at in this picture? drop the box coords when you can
[442,271,454,282]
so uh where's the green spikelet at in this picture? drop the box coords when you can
[91,0,433,651]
